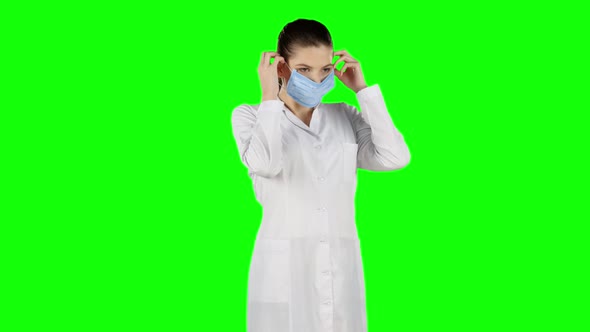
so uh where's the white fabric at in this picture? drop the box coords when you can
[231,84,410,332]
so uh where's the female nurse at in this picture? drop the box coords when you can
[231,18,411,332]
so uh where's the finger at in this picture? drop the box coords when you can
[335,64,346,77]
[343,62,360,74]
[333,56,356,69]
[341,62,358,75]
[333,57,345,69]
[334,67,344,79]
[340,63,349,75]
[267,52,281,66]
[271,55,285,66]
[334,54,354,62]
[334,50,350,57]
[269,53,283,66]
[261,51,279,67]
[332,52,344,66]
[260,51,269,66]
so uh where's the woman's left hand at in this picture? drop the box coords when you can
[333,50,368,93]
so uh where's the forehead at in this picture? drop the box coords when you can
[289,45,334,67]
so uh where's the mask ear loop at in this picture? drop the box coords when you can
[280,62,294,92]
[278,62,293,98]
[277,77,287,103]
[276,74,286,99]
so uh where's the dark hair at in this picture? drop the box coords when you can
[277,19,333,88]
[277,19,333,61]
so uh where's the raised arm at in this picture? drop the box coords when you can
[231,51,287,177]
[231,101,284,177]
[346,84,411,171]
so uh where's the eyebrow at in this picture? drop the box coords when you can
[294,63,334,68]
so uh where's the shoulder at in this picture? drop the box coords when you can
[321,101,354,111]
[232,100,285,120]
[231,103,260,124]
[232,103,258,116]
[321,101,357,119]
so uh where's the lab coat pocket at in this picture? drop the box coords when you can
[342,142,359,179]
[248,238,291,303]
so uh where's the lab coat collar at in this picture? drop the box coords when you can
[283,103,322,136]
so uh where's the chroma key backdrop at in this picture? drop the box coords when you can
[2,1,587,332]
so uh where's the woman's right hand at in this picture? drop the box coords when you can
[258,51,285,102]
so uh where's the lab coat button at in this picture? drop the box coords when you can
[317,176,325,181]
[323,300,332,305]
[323,270,331,276]
[317,207,327,212]
[314,145,322,149]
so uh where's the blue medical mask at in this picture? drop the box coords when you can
[284,64,335,108]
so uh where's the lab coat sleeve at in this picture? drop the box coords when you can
[347,84,411,171]
[231,100,284,177]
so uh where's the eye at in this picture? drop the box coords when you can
[297,68,309,72]
[323,68,331,72]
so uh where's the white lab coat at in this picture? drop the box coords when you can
[231,84,410,332]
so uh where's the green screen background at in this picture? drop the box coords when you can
[3,1,587,331]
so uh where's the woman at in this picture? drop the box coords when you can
[231,18,411,332]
